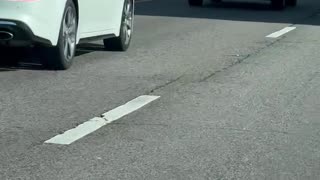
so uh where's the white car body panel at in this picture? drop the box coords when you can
[77,0,124,41]
[0,0,126,46]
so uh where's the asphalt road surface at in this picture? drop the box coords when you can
[1,0,320,179]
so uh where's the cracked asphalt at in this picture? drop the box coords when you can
[1,0,320,179]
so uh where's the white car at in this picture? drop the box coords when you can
[0,0,134,70]
[189,0,297,10]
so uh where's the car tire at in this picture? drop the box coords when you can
[42,0,77,70]
[271,0,286,10]
[104,0,134,51]
[285,0,297,6]
[188,0,204,6]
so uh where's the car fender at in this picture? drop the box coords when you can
[0,0,69,46]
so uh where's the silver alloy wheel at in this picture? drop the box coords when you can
[63,6,77,61]
[122,0,134,45]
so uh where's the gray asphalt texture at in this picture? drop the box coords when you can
[1,0,320,179]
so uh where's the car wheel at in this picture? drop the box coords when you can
[104,0,134,51]
[188,0,204,6]
[285,0,297,6]
[271,0,286,10]
[42,0,77,70]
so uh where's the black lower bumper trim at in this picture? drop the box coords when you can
[0,19,52,47]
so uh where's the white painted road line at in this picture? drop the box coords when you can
[102,95,160,122]
[45,117,108,145]
[45,95,160,145]
[266,27,296,38]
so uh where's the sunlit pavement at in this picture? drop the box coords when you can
[1,0,320,179]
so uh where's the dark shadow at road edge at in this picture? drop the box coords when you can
[135,0,320,26]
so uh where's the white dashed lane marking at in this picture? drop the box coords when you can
[45,95,160,145]
[266,27,296,38]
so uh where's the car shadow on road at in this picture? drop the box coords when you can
[136,0,320,26]
[0,43,114,71]
[76,43,106,56]
[0,47,44,71]
[205,1,274,11]
[77,42,126,53]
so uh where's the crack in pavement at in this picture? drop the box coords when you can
[144,38,283,94]
[148,74,184,93]
[199,37,283,83]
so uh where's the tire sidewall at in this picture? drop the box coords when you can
[119,0,134,50]
[56,0,78,69]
